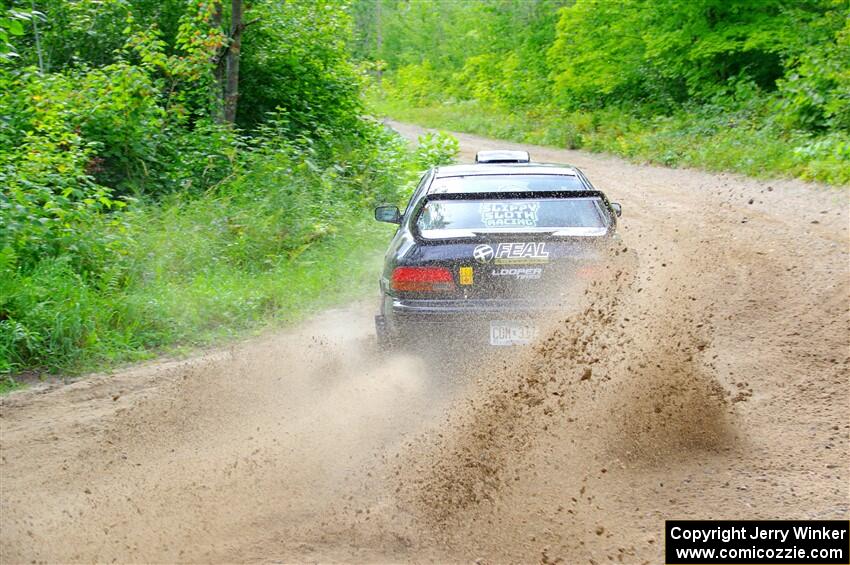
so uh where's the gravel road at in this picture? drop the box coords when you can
[1,123,847,563]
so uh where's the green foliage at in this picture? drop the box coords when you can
[373,96,850,186]
[0,0,463,378]
[371,0,565,109]
[0,375,23,393]
[777,15,850,131]
[414,131,460,168]
[548,0,649,107]
[549,0,846,108]
[12,0,205,71]
[0,121,452,375]
[237,0,364,133]
[0,68,130,275]
[356,0,850,185]
[384,61,443,105]
[0,213,396,375]
[0,6,34,62]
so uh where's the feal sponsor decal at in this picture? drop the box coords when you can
[473,243,549,265]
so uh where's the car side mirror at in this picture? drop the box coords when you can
[611,202,622,217]
[374,205,401,224]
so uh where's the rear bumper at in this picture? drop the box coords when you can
[380,296,565,347]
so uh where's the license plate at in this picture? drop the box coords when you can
[489,320,538,346]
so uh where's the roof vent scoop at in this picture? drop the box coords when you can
[475,150,530,164]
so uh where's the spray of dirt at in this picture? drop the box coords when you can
[390,245,742,561]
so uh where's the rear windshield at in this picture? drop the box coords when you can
[416,197,610,239]
[429,174,584,194]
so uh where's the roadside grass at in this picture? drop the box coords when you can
[372,97,850,187]
[0,376,23,394]
[0,215,394,390]
[0,120,461,391]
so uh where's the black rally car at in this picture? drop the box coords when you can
[373,150,622,349]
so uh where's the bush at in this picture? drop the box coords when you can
[0,0,464,377]
[415,131,460,168]
[777,18,850,132]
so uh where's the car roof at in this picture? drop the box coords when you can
[433,162,580,178]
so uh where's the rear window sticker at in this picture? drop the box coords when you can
[479,201,540,228]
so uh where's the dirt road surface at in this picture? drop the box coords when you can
[2,123,848,563]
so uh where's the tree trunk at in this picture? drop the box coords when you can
[224,0,243,124]
[212,1,225,123]
[32,0,45,73]
[375,0,382,86]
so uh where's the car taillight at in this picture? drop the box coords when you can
[391,266,455,292]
